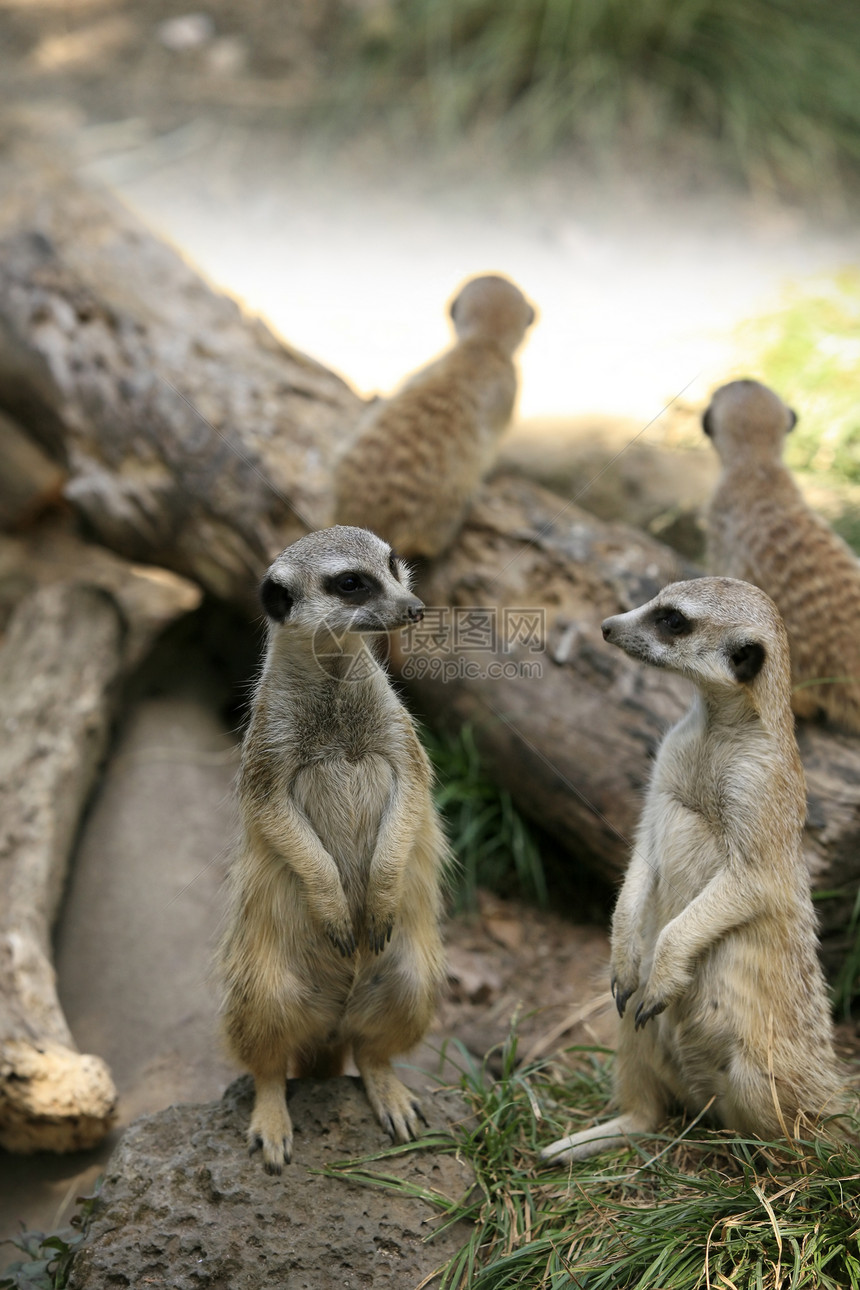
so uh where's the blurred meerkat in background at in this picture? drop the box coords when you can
[333,273,535,559]
[703,377,860,731]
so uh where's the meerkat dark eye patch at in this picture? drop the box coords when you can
[654,608,692,637]
[259,575,293,622]
[701,407,714,438]
[729,641,766,682]
[388,551,400,581]
[324,571,380,602]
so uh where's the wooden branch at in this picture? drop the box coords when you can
[0,153,362,612]
[0,584,125,1151]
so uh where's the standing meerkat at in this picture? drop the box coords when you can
[542,577,845,1164]
[220,526,449,1174]
[703,377,860,731]
[333,273,535,559]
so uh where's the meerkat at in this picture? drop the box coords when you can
[703,377,860,731]
[333,274,535,559]
[219,526,449,1174]
[542,577,846,1164]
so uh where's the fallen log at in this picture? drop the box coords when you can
[0,151,362,612]
[400,475,860,964]
[1,156,857,963]
[0,583,125,1150]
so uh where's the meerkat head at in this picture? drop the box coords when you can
[702,378,797,465]
[601,577,791,700]
[448,274,536,356]
[259,526,424,638]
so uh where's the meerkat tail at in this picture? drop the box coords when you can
[541,1113,657,1164]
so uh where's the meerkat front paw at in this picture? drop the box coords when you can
[365,911,394,954]
[633,967,690,1030]
[610,947,641,1017]
[324,916,357,958]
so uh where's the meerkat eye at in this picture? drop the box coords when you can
[388,551,400,581]
[336,573,364,594]
[655,608,692,636]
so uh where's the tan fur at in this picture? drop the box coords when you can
[333,274,535,558]
[543,577,846,1163]
[704,377,860,731]
[219,527,448,1173]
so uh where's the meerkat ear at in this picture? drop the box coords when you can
[701,407,714,438]
[787,407,798,431]
[259,575,293,623]
[729,640,766,683]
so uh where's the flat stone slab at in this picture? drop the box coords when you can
[68,1075,475,1290]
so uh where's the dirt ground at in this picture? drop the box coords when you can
[2,0,860,1269]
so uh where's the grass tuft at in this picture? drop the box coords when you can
[330,1028,860,1288]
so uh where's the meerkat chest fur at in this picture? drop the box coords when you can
[245,652,421,890]
[640,693,795,931]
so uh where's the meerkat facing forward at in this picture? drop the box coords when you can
[220,527,448,1173]
[543,577,845,1164]
[333,274,535,559]
[704,378,860,731]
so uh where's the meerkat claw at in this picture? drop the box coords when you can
[413,1101,429,1128]
[615,988,633,1018]
[367,918,394,953]
[327,926,356,958]
[634,999,665,1030]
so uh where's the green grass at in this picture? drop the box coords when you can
[330,1031,860,1289]
[742,269,860,498]
[825,886,860,1020]
[0,1186,101,1290]
[424,723,548,912]
[322,0,860,194]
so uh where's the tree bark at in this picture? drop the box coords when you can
[0,584,125,1151]
[0,152,362,613]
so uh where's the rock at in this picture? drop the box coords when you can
[67,1076,476,1290]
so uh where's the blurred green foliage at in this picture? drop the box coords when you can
[329,0,860,192]
[743,271,860,484]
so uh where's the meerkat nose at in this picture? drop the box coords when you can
[405,598,424,623]
[601,620,613,641]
